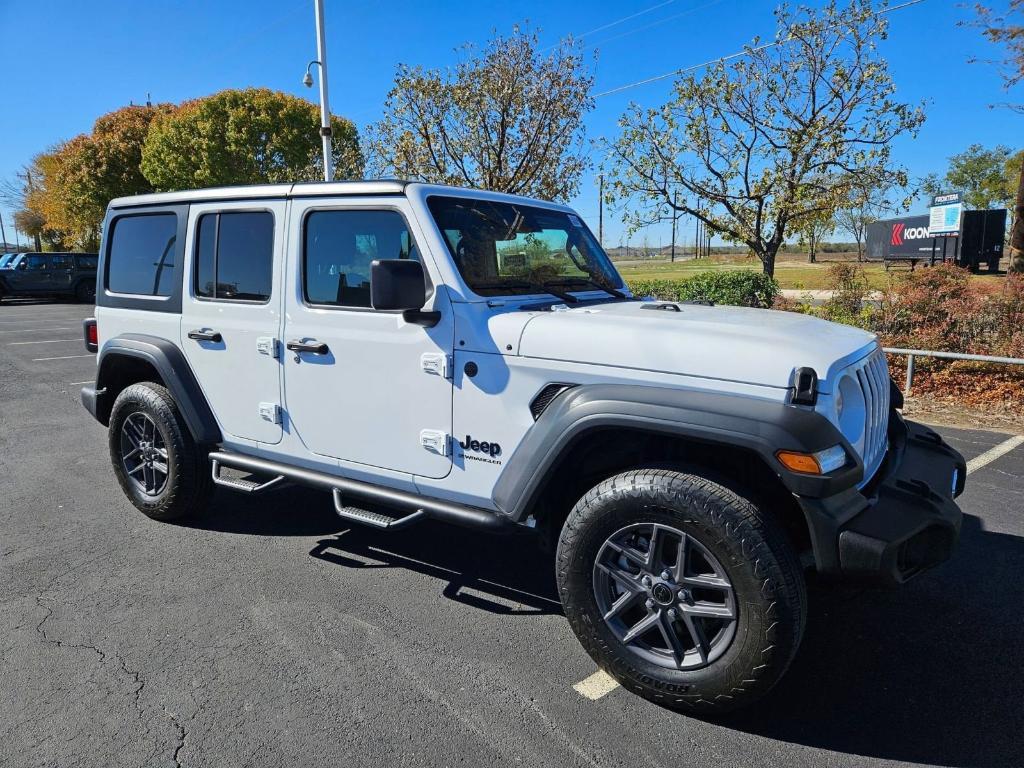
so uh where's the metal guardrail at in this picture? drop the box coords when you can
[882,347,1024,396]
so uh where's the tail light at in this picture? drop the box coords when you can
[83,318,98,353]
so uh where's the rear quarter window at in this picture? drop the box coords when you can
[75,255,98,270]
[107,214,178,296]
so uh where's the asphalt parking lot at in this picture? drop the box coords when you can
[1,301,1022,768]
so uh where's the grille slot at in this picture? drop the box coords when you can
[851,348,890,483]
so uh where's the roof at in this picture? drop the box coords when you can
[108,179,411,209]
[106,179,574,213]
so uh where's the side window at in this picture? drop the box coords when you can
[49,255,73,270]
[107,214,178,296]
[194,211,274,302]
[303,210,419,308]
[75,255,98,270]
[26,255,48,270]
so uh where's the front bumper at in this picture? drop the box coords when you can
[798,415,965,586]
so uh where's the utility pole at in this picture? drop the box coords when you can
[0,212,7,251]
[313,0,334,181]
[598,174,604,246]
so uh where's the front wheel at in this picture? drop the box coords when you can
[556,468,806,713]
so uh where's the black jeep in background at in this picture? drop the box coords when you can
[0,252,98,303]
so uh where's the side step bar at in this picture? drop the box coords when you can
[211,458,288,493]
[208,451,517,532]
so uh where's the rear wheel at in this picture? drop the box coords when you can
[556,468,806,713]
[108,382,212,521]
[75,280,96,303]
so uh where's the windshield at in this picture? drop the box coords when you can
[426,196,624,298]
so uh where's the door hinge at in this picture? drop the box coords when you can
[256,336,279,358]
[421,352,452,380]
[259,403,282,424]
[420,429,450,456]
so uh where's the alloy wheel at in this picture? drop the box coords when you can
[593,522,738,670]
[120,412,169,496]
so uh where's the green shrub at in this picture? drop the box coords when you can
[626,270,779,308]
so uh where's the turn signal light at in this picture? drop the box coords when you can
[776,445,848,475]
[776,450,822,474]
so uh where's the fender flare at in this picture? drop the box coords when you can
[90,334,221,445]
[492,383,861,521]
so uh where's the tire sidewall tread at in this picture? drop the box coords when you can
[556,467,806,713]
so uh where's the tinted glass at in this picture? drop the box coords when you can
[107,214,178,296]
[75,255,98,270]
[426,196,623,298]
[49,255,73,269]
[194,211,274,302]
[25,255,48,270]
[304,210,419,307]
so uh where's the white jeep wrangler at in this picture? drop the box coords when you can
[82,181,965,712]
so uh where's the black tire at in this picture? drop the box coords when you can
[108,382,212,521]
[556,468,806,714]
[75,280,96,303]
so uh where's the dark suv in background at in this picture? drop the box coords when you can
[0,252,98,303]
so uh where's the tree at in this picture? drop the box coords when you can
[605,0,924,276]
[141,88,362,191]
[967,1,1023,112]
[1010,151,1024,272]
[5,105,170,250]
[835,181,898,260]
[367,26,594,202]
[921,143,1018,209]
[793,209,835,264]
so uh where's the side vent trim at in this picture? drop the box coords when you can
[530,383,578,421]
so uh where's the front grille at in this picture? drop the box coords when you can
[851,347,890,483]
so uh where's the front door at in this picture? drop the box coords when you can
[283,198,453,479]
[180,200,286,445]
[9,254,51,293]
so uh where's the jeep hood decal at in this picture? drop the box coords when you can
[517,301,877,391]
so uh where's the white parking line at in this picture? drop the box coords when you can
[31,354,94,361]
[966,435,1024,475]
[0,327,79,334]
[573,670,620,700]
[68,380,94,385]
[9,339,80,345]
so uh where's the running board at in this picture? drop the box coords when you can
[332,490,427,530]
[211,458,287,493]
[207,451,517,532]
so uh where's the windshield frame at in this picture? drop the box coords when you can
[423,193,627,303]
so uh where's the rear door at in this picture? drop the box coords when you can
[49,254,74,292]
[180,200,286,445]
[282,197,454,478]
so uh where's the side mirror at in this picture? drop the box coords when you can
[370,259,440,327]
[17,261,28,271]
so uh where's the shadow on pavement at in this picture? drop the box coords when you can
[308,523,560,616]
[192,488,1022,766]
[190,486,561,615]
[717,513,1024,768]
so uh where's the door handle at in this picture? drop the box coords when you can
[188,329,223,343]
[286,339,329,355]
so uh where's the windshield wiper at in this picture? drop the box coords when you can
[474,279,580,304]
[544,276,628,300]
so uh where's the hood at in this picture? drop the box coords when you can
[517,301,877,391]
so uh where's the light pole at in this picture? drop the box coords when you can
[303,0,334,182]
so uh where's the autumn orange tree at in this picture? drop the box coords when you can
[15,104,169,250]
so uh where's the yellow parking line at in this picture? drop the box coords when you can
[573,670,620,700]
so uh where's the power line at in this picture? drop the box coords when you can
[587,0,723,49]
[593,0,929,98]
[547,0,677,47]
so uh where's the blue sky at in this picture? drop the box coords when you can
[0,0,1020,249]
